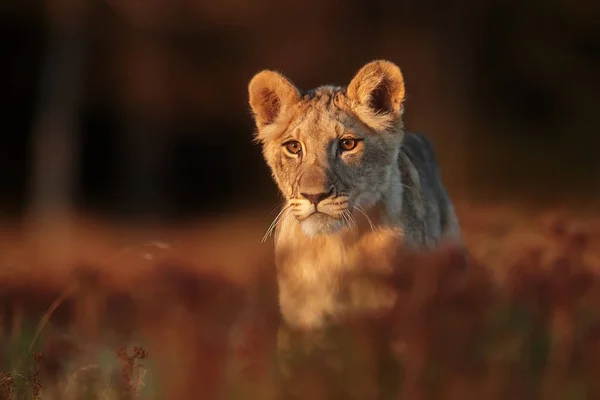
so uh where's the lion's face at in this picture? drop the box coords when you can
[249,61,406,237]
[259,92,402,237]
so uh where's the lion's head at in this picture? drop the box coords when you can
[249,60,406,237]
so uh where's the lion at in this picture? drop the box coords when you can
[248,60,461,332]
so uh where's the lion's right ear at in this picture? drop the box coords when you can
[248,70,300,130]
[347,60,405,132]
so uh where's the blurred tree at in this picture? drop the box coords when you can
[26,0,90,262]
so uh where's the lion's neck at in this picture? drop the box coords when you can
[379,159,405,226]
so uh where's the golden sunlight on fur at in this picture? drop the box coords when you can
[248,60,461,331]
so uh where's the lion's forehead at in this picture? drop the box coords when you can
[301,85,346,101]
[288,108,359,143]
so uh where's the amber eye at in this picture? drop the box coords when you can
[340,138,359,151]
[283,140,302,155]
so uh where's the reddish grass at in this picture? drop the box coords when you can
[0,203,599,399]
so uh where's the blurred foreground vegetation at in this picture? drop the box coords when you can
[1,205,600,399]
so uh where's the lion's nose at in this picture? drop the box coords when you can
[300,187,335,205]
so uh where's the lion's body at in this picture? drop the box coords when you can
[397,131,461,246]
[248,61,461,331]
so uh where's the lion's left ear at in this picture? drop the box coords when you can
[347,60,405,129]
[248,70,300,131]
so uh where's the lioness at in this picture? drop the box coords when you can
[248,60,461,331]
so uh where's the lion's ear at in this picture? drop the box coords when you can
[347,60,405,128]
[248,70,301,130]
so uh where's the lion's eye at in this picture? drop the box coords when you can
[340,138,359,151]
[283,140,302,155]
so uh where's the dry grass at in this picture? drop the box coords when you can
[1,202,599,399]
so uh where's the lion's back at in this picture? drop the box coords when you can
[398,132,460,247]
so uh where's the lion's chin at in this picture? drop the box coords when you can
[299,212,344,237]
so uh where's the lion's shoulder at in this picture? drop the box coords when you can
[397,131,460,245]
[401,132,439,175]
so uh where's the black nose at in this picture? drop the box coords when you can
[301,188,334,205]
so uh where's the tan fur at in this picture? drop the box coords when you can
[248,60,461,331]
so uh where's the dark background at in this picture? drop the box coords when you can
[2,0,599,223]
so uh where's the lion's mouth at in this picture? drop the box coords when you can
[297,210,337,222]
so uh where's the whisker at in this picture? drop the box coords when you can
[354,204,376,233]
[262,208,287,243]
[351,212,359,234]
[340,211,348,229]
[345,210,358,235]
[268,201,285,215]
[262,205,291,243]
[261,207,290,243]
[343,210,358,234]
[341,210,353,235]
